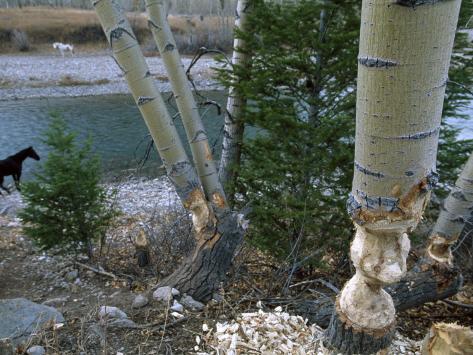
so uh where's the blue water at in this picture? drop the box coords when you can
[0,92,226,180]
[0,93,471,182]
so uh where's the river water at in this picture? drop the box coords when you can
[0,92,226,180]
[0,92,471,181]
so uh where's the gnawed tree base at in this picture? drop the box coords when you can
[325,298,396,355]
[159,211,244,302]
[297,259,463,328]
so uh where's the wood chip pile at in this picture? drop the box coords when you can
[196,306,424,355]
[197,306,328,354]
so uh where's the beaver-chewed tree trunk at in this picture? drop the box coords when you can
[325,1,461,354]
[93,0,244,302]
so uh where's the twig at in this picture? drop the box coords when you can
[443,299,473,310]
[75,262,118,280]
[134,316,187,330]
[289,278,339,294]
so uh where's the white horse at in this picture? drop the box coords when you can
[52,42,75,57]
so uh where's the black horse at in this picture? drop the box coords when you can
[0,146,40,194]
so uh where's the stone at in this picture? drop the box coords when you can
[98,306,128,320]
[153,286,178,302]
[65,269,78,282]
[170,300,183,313]
[0,298,64,347]
[212,293,224,303]
[180,295,205,311]
[26,345,46,355]
[132,294,149,309]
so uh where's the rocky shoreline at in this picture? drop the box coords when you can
[0,176,182,219]
[0,53,222,101]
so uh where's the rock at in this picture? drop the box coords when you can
[132,294,149,309]
[181,295,205,311]
[0,298,64,347]
[212,293,224,303]
[65,269,78,282]
[153,286,179,302]
[27,345,46,355]
[170,300,184,313]
[98,306,128,320]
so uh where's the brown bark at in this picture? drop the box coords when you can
[325,298,396,355]
[159,209,244,301]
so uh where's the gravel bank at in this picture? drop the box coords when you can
[0,176,181,218]
[0,54,223,100]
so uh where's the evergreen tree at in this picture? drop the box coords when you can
[20,113,117,256]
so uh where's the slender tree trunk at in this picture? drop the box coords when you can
[145,0,225,205]
[93,0,244,302]
[428,153,473,265]
[325,1,461,353]
[218,0,251,204]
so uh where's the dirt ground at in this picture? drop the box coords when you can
[1,208,473,354]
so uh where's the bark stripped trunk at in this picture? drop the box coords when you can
[325,1,461,353]
[421,323,473,355]
[218,0,251,204]
[93,0,244,302]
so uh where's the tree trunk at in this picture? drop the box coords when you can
[298,260,463,329]
[93,0,244,302]
[145,0,226,206]
[428,153,473,265]
[325,1,461,353]
[218,0,252,204]
[299,155,473,329]
[421,323,473,355]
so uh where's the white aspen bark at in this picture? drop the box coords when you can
[218,0,251,195]
[428,153,473,265]
[327,0,461,352]
[145,0,227,210]
[91,0,201,207]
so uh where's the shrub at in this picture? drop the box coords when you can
[20,113,118,256]
[10,29,30,52]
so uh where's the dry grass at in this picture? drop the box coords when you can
[0,7,234,54]
[58,75,111,86]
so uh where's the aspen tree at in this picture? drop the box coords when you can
[218,0,252,202]
[326,0,461,353]
[428,153,473,265]
[92,0,244,302]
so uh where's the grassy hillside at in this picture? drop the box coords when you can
[0,7,233,54]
